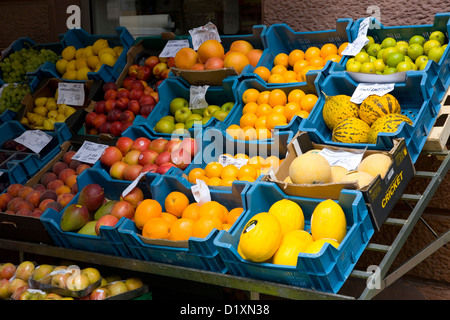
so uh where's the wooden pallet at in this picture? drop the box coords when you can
[423,92,450,152]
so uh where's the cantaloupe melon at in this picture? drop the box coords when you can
[341,171,375,189]
[330,165,349,183]
[288,153,331,184]
[358,153,392,179]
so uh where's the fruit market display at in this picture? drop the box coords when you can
[134,191,244,240]
[226,87,317,141]
[55,39,124,80]
[254,42,348,84]
[174,39,262,74]
[154,97,234,134]
[99,136,198,179]
[322,93,413,144]
[345,31,448,74]
[187,153,281,186]
[0,83,30,114]
[236,198,346,265]
[21,91,77,130]
[128,54,174,83]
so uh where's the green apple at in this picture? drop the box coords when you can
[221,102,234,113]
[174,107,192,123]
[191,107,206,115]
[175,122,185,130]
[185,114,203,124]
[169,97,189,116]
[203,105,221,118]
[212,110,229,121]
[155,119,176,133]
[185,119,203,129]
[202,116,212,125]
[160,115,175,123]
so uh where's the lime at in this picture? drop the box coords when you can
[383,67,397,75]
[396,61,414,72]
[382,47,399,63]
[381,37,397,48]
[346,61,361,72]
[369,55,376,62]
[419,62,428,70]
[386,52,405,68]
[407,43,424,60]
[415,55,429,68]
[366,43,381,57]
[409,35,426,46]
[354,51,370,64]
[423,39,441,55]
[429,31,446,45]
[377,48,385,60]
[397,41,409,47]
[346,57,355,64]
[428,46,445,63]
[364,36,375,50]
[373,59,386,72]
[395,43,409,55]
[360,62,376,73]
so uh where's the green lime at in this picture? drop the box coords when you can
[364,36,375,50]
[395,43,409,55]
[366,43,382,57]
[382,47,399,63]
[360,62,376,73]
[346,61,361,72]
[407,43,424,60]
[397,41,409,47]
[354,51,370,64]
[428,46,445,63]
[381,37,397,48]
[373,59,386,72]
[387,52,405,68]
[415,55,428,68]
[409,35,426,46]
[423,39,441,55]
[396,61,414,72]
[383,67,397,75]
[377,48,386,60]
[429,31,446,45]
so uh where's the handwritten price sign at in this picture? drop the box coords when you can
[57,82,85,106]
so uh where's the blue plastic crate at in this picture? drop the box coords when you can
[298,71,441,163]
[118,174,250,273]
[0,109,16,125]
[132,76,240,139]
[335,13,450,101]
[241,19,354,84]
[34,27,134,84]
[213,181,374,293]
[40,168,157,257]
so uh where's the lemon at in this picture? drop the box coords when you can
[87,55,101,70]
[268,199,304,235]
[56,113,66,122]
[47,110,58,119]
[64,106,77,117]
[113,46,124,56]
[310,199,347,243]
[56,59,69,75]
[58,104,67,114]
[33,106,48,117]
[76,67,90,80]
[98,47,116,58]
[46,99,57,111]
[83,46,94,58]
[75,48,85,60]
[92,39,109,55]
[99,52,116,67]
[76,58,88,70]
[304,238,340,255]
[239,212,282,262]
[62,46,76,61]
[272,230,313,266]
[43,119,55,130]
[66,60,77,71]
[34,97,48,107]
[63,70,78,80]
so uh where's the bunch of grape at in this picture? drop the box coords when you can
[0,83,30,114]
[0,47,59,83]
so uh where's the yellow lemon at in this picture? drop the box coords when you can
[33,106,48,117]
[46,99,57,111]
[47,110,58,119]
[56,59,68,75]
[34,97,48,107]
[76,58,88,70]
[82,46,94,58]
[98,47,116,58]
[310,199,347,243]
[113,46,124,56]
[268,199,305,235]
[66,60,77,71]
[75,48,85,60]
[64,106,77,118]
[87,55,101,70]
[99,52,116,67]
[62,46,76,61]
[56,113,66,122]
[63,70,77,80]
[92,39,109,55]
[76,67,91,80]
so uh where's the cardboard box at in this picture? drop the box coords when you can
[170,67,238,86]
[263,131,415,230]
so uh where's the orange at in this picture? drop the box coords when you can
[284,101,302,121]
[293,59,309,73]
[239,175,256,182]
[246,49,263,67]
[238,126,257,141]
[207,177,223,186]
[234,153,249,160]
[271,105,285,114]
[204,161,223,178]
[182,202,201,220]
[192,215,223,238]
[254,66,271,82]
[270,64,288,75]
[188,167,206,184]
[161,212,178,225]
[237,164,258,180]
[320,43,338,59]
[283,70,298,82]
[304,46,321,61]
[134,199,162,230]
[197,39,225,63]
[221,165,239,180]
[266,112,287,130]
[239,113,258,128]
[300,94,319,112]
[256,90,270,104]
[242,88,260,104]
[142,217,171,239]
[267,73,285,84]
[268,89,287,108]
[255,116,267,129]
[288,49,305,67]
[255,103,273,117]
[308,56,325,68]
[174,47,199,70]
[164,191,190,218]
[168,218,195,241]
[338,42,349,56]
[242,101,258,114]
[293,110,310,119]
[248,155,265,169]
[262,155,281,169]
[288,89,306,104]
[256,127,272,140]
[220,178,234,187]
[222,223,232,231]
[199,201,226,222]
[226,207,244,225]
[273,53,289,68]
[226,124,242,140]
[297,66,319,82]
[223,51,250,74]
[325,54,341,63]
[230,40,254,55]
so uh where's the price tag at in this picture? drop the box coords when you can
[159,39,190,58]
[191,179,211,206]
[189,22,221,50]
[319,147,365,171]
[121,171,146,198]
[350,83,395,104]
[189,85,209,110]
[14,130,52,154]
[218,154,248,169]
[71,141,109,164]
[341,17,371,56]
[57,82,85,106]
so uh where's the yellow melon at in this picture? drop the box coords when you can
[341,171,375,189]
[310,199,347,243]
[288,153,331,184]
[330,165,349,183]
[272,230,313,266]
[304,238,340,254]
[268,199,304,235]
[357,153,392,179]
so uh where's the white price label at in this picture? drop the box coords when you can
[189,22,221,50]
[14,130,52,154]
[71,141,109,164]
[189,85,209,110]
[57,82,85,106]
[191,179,211,205]
[341,17,371,56]
[159,39,190,58]
[218,154,248,169]
[350,83,395,104]
[319,147,365,171]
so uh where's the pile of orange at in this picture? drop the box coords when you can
[253,42,348,84]
[226,87,318,141]
[134,192,244,241]
[187,153,282,186]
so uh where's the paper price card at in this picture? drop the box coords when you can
[191,179,211,206]
[189,22,221,50]
[350,83,395,104]
[14,130,52,154]
[57,82,85,106]
[189,85,209,110]
[341,17,371,56]
[159,39,190,58]
[71,141,109,164]
[319,147,365,171]
[218,154,248,169]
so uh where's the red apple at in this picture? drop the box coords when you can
[145,55,160,69]
[104,99,117,113]
[110,121,124,137]
[154,150,172,166]
[153,62,168,79]
[142,163,158,173]
[111,200,135,219]
[136,65,152,81]
[138,149,159,166]
[122,122,132,132]
[123,164,143,181]
[99,121,111,134]
[127,100,141,115]
[115,97,130,111]
[149,138,168,153]
[129,88,144,101]
[0,263,16,280]
[90,287,110,300]
[87,128,99,135]
[164,139,181,152]
[109,161,128,180]
[85,112,98,128]
[104,89,118,101]
[107,108,122,122]
[160,68,170,80]
[156,162,177,174]
[117,88,130,99]
[103,82,118,92]
[131,137,151,152]
[92,114,107,129]
[144,86,154,95]
[128,64,140,78]
[128,80,145,91]
[116,136,134,156]
[139,94,156,107]
[171,147,191,170]
[180,138,198,156]
[140,105,154,118]
[119,110,135,124]
[123,149,141,165]
[95,214,119,236]
[120,187,144,207]
[122,76,135,90]
[100,146,123,167]
[94,100,106,114]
